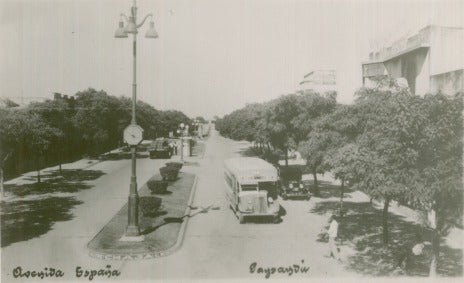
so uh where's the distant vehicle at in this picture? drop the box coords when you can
[224,157,280,223]
[149,138,171,159]
[279,166,310,200]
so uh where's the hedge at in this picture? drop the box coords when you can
[139,196,162,217]
[147,179,169,194]
[159,166,179,181]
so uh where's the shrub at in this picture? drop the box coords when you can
[139,196,162,217]
[165,162,183,170]
[160,166,179,181]
[147,179,168,194]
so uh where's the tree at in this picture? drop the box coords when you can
[327,143,359,215]
[28,99,75,174]
[0,152,11,197]
[0,109,20,195]
[299,103,356,198]
[404,92,463,276]
[291,91,337,144]
[28,114,63,183]
[298,130,340,196]
[216,91,337,167]
[194,116,207,123]
[318,104,362,211]
[264,94,301,166]
[0,88,192,184]
[0,109,62,183]
[348,82,423,245]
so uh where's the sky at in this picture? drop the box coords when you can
[1,0,463,118]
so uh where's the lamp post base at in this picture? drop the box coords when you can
[120,225,144,242]
[119,234,145,242]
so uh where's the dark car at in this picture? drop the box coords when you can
[279,166,310,200]
[149,138,172,159]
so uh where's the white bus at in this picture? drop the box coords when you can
[224,157,280,223]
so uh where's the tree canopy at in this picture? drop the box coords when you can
[0,88,192,180]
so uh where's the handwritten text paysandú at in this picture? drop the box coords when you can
[249,260,310,279]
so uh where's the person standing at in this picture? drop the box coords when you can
[327,214,341,261]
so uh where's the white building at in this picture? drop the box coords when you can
[297,70,337,94]
[362,25,464,95]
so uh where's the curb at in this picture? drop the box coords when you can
[166,174,198,254]
[88,174,199,260]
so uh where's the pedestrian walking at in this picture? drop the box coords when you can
[327,214,341,261]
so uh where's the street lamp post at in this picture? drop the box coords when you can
[192,120,198,138]
[178,123,185,162]
[115,0,158,240]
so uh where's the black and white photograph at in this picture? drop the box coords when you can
[0,0,463,282]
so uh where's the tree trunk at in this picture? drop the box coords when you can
[382,197,391,245]
[1,153,11,197]
[59,148,63,175]
[429,210,439,277]
[0,166,4,197]
[312,170,319,196]
[284,147,288,167]
[36,155,41,183]
[339,178,345,216]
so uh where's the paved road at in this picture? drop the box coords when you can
[1,130,356,282]
[121,130,357,280]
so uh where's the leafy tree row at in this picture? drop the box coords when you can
[216,78,462,275]
[0,88,192,183]
[216,91,337,167]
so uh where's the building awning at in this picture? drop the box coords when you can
[383,44,429,62]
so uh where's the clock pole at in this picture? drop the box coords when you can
[116,0,157,241]
[126,1,141,239]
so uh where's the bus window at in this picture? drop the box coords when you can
[224,173,234,188]
[259,181,277,199]
[241,184,258,191]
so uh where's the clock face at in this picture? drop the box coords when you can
[124,125,144,145]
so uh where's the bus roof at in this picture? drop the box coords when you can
[224,157,278,181]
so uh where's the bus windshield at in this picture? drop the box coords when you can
[241,184,258,191]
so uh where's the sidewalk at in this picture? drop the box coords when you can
[299,164,462,250]
[1,154,167,281]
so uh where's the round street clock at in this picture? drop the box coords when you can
[124,124,144,145]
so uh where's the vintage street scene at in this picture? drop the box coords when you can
[0,0,463,282]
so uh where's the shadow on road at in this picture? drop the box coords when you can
[1,169,106,247]
[304,180,353,199]
[0,197,83,247]
[21,169,105,189]
[141,205,220,236]
[311,200,463,277]
[99,152,148,160]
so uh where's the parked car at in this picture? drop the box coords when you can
[279,166,310,200]
[149,138,171,159]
